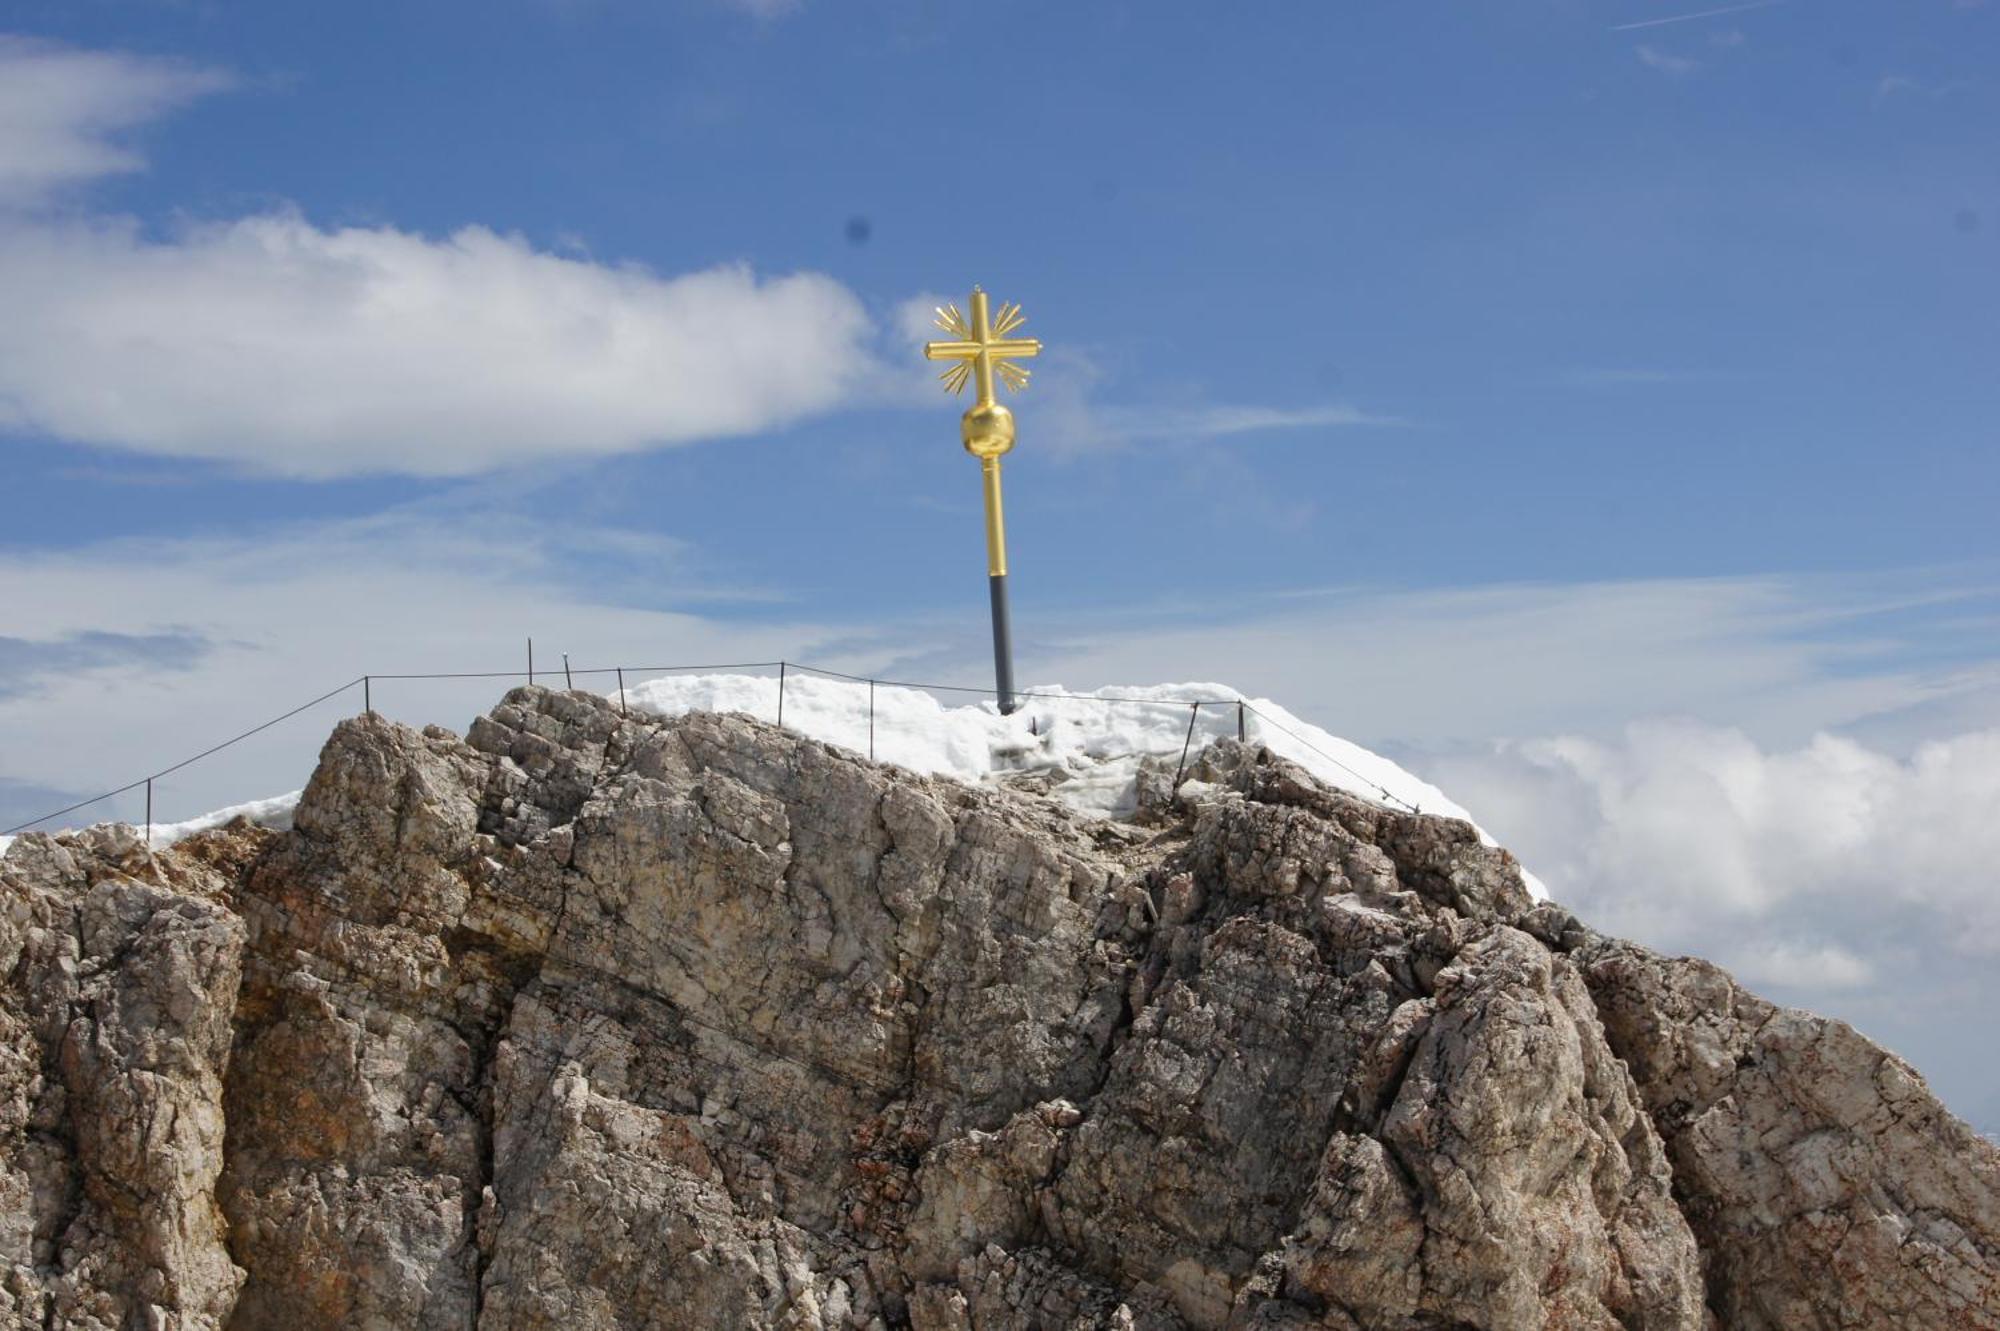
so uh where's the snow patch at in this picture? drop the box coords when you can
[623,673,1547,899]
[144,790,302,848]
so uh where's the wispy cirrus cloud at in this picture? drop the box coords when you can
[0,35,230,206]
[1552,366,1735,387]
[1635,44,1702,76]
[1043,398,1401,453]
[0,628,213,699]
[1609,0,1786,33]
[891,296,1400,456]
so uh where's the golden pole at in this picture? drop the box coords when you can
[981,457,1007,577]
[924,286,1042,713]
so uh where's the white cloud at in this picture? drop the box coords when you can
[1424,720,2000,960]
[0,36,229,206]
[1417,716,2000,1123]
[0,214,882,476]
[1733,940,1875,991]
[0,38,887,477]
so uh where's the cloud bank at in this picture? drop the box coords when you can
[1425,721,2000,980]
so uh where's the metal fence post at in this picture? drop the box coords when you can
[777,662,787,728]
[563,653,573,690]
[1173,702,1202,788]
[1237,700,1245,742]
[144,778,152,848]
[527,637,535,685]
[364,675,372,715]
[616,667,628,717]
[869,678,875,762]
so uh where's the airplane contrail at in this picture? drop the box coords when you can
[1609,0,1787,32]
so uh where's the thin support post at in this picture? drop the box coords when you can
[1237,700,1246,743]
[364,675,372,715]
[528,638,535,685]
[563,654,573,690]
[1173,702,1202,788]
[144,778,152,848]
[616,667,628,717]
[777,662,787,728]
[868,678,875,762]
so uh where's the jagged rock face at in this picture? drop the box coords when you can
[0,687,1994,1329]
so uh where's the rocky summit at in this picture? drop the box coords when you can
[1,686,1995,1330]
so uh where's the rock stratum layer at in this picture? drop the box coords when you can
[1,687,1994,1330]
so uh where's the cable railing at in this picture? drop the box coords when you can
[1,650,1424,844]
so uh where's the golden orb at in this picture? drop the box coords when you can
[961,402,1016,459]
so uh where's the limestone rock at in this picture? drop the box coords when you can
[1581,940,2000,1329]
[0,686,1993,1328]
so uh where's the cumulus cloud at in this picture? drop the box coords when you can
[0,215,880,476]
[0,36,229,206]
[0,38,885,477]
[1425,720,2000,962]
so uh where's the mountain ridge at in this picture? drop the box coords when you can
[0,685,1993,1329]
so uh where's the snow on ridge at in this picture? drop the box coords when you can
[624,673,1547,899]
[0,791,300,861]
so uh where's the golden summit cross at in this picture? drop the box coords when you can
[923,287,1042,715]
[925,288,1041,403]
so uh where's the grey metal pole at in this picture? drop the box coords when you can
[145,778,152,847]
[563,653,572,690]
[616,667,627,717]
[777,662,787,728]
[1173,702,1201,787]
[989,574,1016,715]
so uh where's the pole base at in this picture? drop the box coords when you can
[989,573,1017,715]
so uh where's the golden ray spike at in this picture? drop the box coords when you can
[996,362,1031,391]
[992,302,1023,336]
[940,361,974,394]
[934,304,968,337]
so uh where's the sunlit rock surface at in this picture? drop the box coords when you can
[1,686,1993,1328]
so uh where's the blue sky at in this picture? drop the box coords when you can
[1,2,1998,1124]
